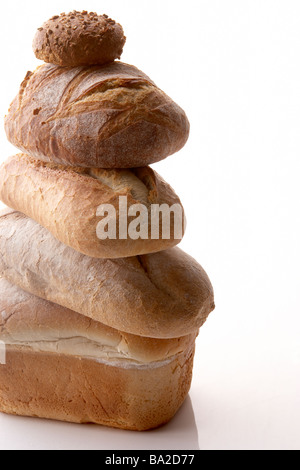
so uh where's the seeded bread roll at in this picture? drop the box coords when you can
[33,11,126,67]
[0,278,196,431]
[0,209,215,339]
[5,62,190,168]
[0,154,185,258]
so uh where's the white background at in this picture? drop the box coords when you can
[0,0,299,450]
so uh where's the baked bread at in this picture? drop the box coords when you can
[5,62,190,168]
[0,154,185,258]
[0,278,196,430]
[0,209,215,339]
[33,11,126,67]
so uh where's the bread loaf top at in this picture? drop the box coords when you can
[0,209,215,339]
[5,62,190,168]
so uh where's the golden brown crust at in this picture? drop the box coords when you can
[0,210,215,339]
[33,11,126,66]
[0,347,195,430]
[0,278,196,364]
[4,62,190,168]
[0,154,185,258]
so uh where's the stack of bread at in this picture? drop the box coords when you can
[0,11,215,431]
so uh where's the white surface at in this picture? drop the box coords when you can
[0,0,300,450]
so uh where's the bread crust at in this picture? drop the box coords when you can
[0,278,196,429]
[0,346,195,430]
[33,11,126,67]
[0,154,185,258]
[0,210,215,339]
[4,62,190,168]
[0,278,196,364]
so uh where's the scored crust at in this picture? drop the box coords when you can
[4,62,190,168]
[33,11,126,66]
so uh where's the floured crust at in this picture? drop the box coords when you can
[0,278,196,365]
[33,11,126,67]
[0,346,195,431]
[0,154,185,258]
[0,210,215,339]
[4,62,190,168]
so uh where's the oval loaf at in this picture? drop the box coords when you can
[5,62,190,168]
[0,154,185,258]
[0,209,215,339]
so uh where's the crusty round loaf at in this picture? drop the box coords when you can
[0,154,185,258]
[33,11,126,66]
[4,62,190,168]
[0,209,215,339]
